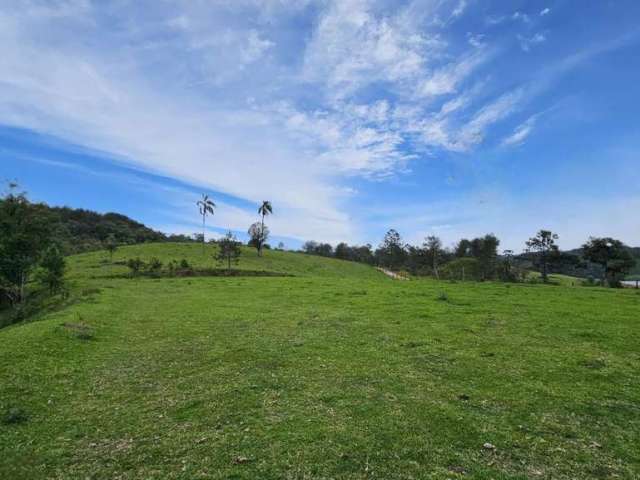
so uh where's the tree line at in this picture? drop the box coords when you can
[302,229,637,287]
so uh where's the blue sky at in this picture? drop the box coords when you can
[1,0,639,250]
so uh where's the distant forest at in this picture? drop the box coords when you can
[0,199,195,255]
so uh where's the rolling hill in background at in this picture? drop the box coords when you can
[0,198,188,255]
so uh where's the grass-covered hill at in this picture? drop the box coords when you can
[2,243,640,479]
[68,242,384,281]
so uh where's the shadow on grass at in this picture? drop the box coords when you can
[0,284,102,330]
[98,268,295,280]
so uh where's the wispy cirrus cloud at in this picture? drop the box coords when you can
[519,32,547,52]
[501,115,537,147]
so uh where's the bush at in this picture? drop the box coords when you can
[36,244,66,294]
[441,258,481,281]
[126,257,145,276]
[167,260,177,276]
[148,257,163,274]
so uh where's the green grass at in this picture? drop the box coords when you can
[1,243,640,479]
[526,271,584,287]
[67,242,383,281]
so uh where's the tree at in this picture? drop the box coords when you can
[302,241,318,254]
[454,239,472,257]
[0,184,53,304]
[216,231,242,270]
[104,234,118,262]
[354,244,375,265]
[525,230,559,283]
[196,194,216,253]
[499,249,520,282]
[423,235,444,279]
[470,234,500,280]
[257,201,273,256]
[582,237,635,287]
[248,222,269,255]
[301,241,333,257]
[376,229,406,270]
[334,242,351,260]
[37,244,66,294]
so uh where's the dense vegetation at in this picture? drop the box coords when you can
[0,187,180,256]
[1,242,639,479]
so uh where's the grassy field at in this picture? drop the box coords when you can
[1,243,639,479]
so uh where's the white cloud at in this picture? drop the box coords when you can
[302,0,442,98]
[418,50,488,97]
[519,33,547,52]
[512,11,530,23]
[501,115,537,146]
[451,1,467,18]
[540,8,551,17]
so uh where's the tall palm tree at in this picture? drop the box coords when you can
[197,194,216,253]
[257,200,272,256]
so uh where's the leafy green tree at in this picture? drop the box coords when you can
[472,234,500,280]
[0,184,53,304]
[257,201,273,256]
[302,241,333,257]
[525,230,559,283]
[582,237,635,287]
[216,231,242,270]
[376,229,406,270]
[454,239,472,257]
[423,235,444,279]
[104,234,118,262]
[248,222,269,255]
[37,244,66,294]
[499,249,519,282]
[196,194,216,253]
[334,242,350,260]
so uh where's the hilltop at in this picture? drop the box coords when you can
[0,197,172,254]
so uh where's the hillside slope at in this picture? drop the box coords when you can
[68,242,384,280]
[1,243,640,479]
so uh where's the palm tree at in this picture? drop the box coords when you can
[197,194,216,253]
[257,200,273,256]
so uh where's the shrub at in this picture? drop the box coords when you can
[441,258,481,281]
[126,257,145,276]
[437,291,449,302]
[148,257,163,274]
[167,260,177,276]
